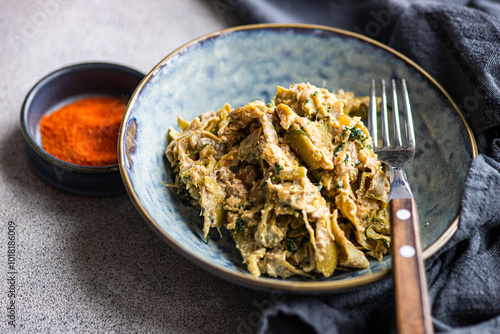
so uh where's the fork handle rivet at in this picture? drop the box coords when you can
[399,245,416,258]
[396,208,411,220]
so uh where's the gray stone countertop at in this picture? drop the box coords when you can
[0,1,275,333]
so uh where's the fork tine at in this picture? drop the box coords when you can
[391,79,403,147]
[368,79,378,148]
[401,79,416,148]
[381,80,390,148]
[372,79,431,334]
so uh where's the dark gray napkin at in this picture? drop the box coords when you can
[219,1,500,333]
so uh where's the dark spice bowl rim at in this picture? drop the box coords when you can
[20,61,144,174]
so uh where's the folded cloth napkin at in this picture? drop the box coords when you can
[220,1,500,333]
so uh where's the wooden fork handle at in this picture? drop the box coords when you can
[390,198,434,334]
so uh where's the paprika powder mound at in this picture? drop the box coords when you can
[39,96,127,167]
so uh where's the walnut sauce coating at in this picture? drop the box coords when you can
[166,83,390,279]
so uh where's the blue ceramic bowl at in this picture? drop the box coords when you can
[119,24,477,292]
[21,62,144,196]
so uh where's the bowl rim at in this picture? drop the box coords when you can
[20,61,144,173]
[118,23,478,292]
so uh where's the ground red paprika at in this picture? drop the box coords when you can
[39,96,127,166]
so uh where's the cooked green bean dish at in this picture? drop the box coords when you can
[166,83,390,279]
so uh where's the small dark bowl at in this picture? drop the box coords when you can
[21,62,144,196]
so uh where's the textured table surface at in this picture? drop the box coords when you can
[0,1,274,333]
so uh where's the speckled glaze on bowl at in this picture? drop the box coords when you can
[21,62,144,196]
[118,24,477,292]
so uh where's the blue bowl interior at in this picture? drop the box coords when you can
[120,26,475,290]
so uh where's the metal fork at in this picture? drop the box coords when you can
[369,79,434,334]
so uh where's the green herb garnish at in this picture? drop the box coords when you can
[189,143,208,158]
[235,218,245,232]
[275,163,284,174]
[286,239,297,254]
[346,126,367,141]
[334,142,345,157]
